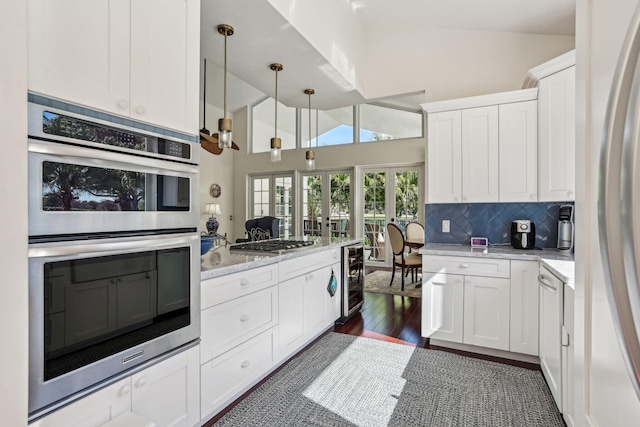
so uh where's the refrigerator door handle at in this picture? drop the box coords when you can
[599,1,640,400]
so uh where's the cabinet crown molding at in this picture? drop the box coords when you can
[421,88,538,114]
[522,50,576,89]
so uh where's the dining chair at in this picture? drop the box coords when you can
[387,222,422,291]
[405,222,425,252]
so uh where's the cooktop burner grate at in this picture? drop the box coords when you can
[229,239,315,253]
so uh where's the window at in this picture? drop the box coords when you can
[301,106,354,147]
[252,177,270,217]
[252,97,296,153]
[359,104,423,142]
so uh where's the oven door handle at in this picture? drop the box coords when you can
[28,232,198,259]
[29,139,198,175]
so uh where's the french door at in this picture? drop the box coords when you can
[250,174,294,238]
[361,166,422,267]
[300,171,352,239]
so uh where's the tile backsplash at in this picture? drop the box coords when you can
[425,202,574,248]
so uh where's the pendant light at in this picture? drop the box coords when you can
[304,89,316,171]
[217,24,234,149]
[270,63,283,162]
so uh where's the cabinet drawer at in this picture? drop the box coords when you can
[279,248,340,282]
[201,286,278,363]
[200,329,274,420]
[423,255,510,278]
[201,263,278,309]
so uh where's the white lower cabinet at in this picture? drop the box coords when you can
[423,256,539,356]
[200,329,274,419]
[462,275,510,350]
[422,272,464,342]
[510,260,540,356]
[562,284,575,426]
[31,346,200,427]
[538,265,564,411]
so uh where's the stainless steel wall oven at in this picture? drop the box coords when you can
[27,99,201,417]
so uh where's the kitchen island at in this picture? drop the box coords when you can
[199,236,361,423]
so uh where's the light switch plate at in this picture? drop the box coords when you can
[442,220,450,233]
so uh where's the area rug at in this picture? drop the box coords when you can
[365,270,422,298]
[213,333,564,427]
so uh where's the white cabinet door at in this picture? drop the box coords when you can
[30,379,131,427]
[130,0,199,133]
[131,346,200,427]
[539,266,564,411]
[461,106,499,202]
[463,276,510,351]
[510,260,539,356]
[422,272,464,342]
[499,101,538,202]
[563,285,575,426]
[304,265,333,339]
[27,0,130,115]
[427,110,462,203]
[538,66,575,201]
[276,276,305,361]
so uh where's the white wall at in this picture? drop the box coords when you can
[365,25,575,102]
[0,1,28,425]
[266,0,367,95]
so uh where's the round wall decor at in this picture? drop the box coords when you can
[209,183,221,198]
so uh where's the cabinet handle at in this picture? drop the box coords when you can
[453,195,459,202]
[567,190,574,199]
[119,384,130,396]
[136,106,145,115]
[537,274,558,293]
[135,377,147,388]
[239,314,250,322]
[562,325,570,347]
[333,251,338,259]
[462,196,467,202]
[240,360,250,368]
[456,278,462,284]
[118,99,129,109]
[459,263,469,269]
[239,279,250,287]
[530,193,536,200]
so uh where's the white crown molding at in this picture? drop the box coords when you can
[522,49,576,89]
[420,88,538,114]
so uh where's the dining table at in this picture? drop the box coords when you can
[404,238,425,250]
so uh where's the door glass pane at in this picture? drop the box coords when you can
[395,170,420,231]
[363,172,386,262]
[302,175,322,237]
[252,177,270,217]
[275,176,293,239]
[329,173,351,237]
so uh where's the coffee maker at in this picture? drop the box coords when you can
[511,220,536,249]
[557,205,574,252]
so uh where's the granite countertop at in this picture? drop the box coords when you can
[200,236,361,281]
[419,243,575,288]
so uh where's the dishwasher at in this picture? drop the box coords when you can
[335,243,364,325]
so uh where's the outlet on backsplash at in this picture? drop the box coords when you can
[442,220,450,233]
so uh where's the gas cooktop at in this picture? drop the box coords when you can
[229,239,315,253]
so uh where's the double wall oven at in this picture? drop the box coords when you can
[27,99,201,416]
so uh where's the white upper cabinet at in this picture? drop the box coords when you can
[461,106,499,202]
[499,100,538,202]
[423,89,538,203]
[27,0,200,135]
[537,66,576,201]
[426,110,462,203]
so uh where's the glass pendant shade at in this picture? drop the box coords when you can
[218,117,232,149]
[217,24,233,150]
[270,137,282,162]
[305,149,315,171]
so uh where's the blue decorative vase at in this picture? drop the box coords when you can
[200,236,215,255]
[206,216,219,234]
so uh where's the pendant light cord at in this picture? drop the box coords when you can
[316,108,318,148]
[308,93,311,148]
[203,58,207,127]
[223,32,228,120]
[274,68,278,139]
